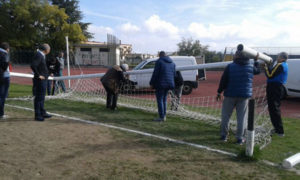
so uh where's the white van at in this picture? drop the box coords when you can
[123,56,199,95]
[283,59,300,97]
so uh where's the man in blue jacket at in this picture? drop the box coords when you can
[216,50,260,144]
[150,51,176,122]
[0,42,10,119]
[265,52,288,136]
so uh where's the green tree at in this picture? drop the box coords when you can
[0,0,86,51]
[37,4,86,50]
[50,0,93,39]
[177,38,208,56]
[176,38,223,63]
[204,51,224,63]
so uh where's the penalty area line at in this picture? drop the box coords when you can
[7,104,237,157]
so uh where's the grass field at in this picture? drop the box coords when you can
[1,83,300,179]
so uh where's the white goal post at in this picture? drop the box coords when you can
[9,45,274,149]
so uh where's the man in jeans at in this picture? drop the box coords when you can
[56,51,66,93]
[216,50,260,144]
[150,51,176,122]
[0,42,10,119]
[170,71,183,111]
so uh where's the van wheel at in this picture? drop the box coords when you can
[182,83,193,95]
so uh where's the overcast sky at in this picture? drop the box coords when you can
[79,0,300,54]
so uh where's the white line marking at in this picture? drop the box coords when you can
[7,104,236,157]
[7,104,300,173]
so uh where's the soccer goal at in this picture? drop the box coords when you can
[10,61,273,149]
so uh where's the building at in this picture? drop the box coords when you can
[73,41,132,66]
[120,44,133,60]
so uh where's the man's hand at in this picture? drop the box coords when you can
[216,93,222,101]
[39,75,45,80]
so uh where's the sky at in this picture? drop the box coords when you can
[79,0,300,54]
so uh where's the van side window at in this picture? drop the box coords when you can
[142,61,156,69]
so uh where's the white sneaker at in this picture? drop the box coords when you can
[0,115,8,119]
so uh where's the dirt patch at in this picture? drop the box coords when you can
[0,106,297,179]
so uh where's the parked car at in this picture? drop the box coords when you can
[283,59,300,97]
[122,56,200,95]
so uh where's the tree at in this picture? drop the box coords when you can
[50,0,93,39]
[176,38,223,63]
[37,4,86,50]
[0,0,86,51]
[177,38,208,57]
[204,51,223,63]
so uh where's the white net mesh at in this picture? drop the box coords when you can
[48,73,272,149]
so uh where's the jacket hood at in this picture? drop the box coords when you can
[160,56,173,63]
[234,57,249,65]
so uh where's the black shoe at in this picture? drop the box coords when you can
[43,113,52,118]
[35,117,44,121]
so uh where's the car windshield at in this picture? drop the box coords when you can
[133,60,147,70]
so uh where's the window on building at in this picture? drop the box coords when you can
[80,48,91,52]
[100,48,110,52]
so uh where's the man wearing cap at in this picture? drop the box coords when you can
[101,64,128,110]
[31,43,52,121]
[265,52,288,136]
[216,50,260,144]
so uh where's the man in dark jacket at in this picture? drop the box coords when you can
[150,51,176,122]
[0,42,10,119]
[265,52,288,136]
[216,50,260,144]
[170,71,183,111]
[101,64,128,110]
[56,51,66,93]
[31,44,52,121]
[46,56,60,95]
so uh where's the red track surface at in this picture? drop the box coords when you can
[11,65,300,119]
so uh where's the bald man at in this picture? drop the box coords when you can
[31,44,52,121]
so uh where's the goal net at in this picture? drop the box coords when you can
[10,64,272,149]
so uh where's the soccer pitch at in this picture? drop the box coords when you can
[1,84,299,179]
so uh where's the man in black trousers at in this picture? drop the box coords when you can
[101,64,128,110]
[265,52,288,136]
[31,44,52,121]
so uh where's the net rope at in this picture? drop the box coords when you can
[45,74,272,149]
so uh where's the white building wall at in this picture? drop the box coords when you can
[74,45,121,66]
